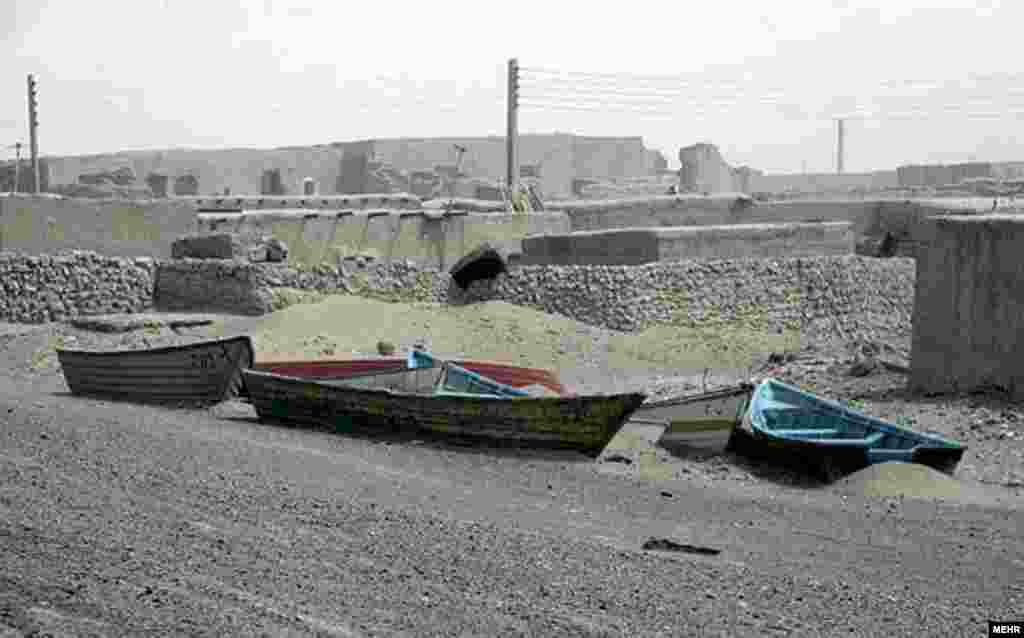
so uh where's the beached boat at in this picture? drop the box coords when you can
[241,365,645,454]
[727,378,967,481]
[57,336,254,404]
[630,384,754,452]
[251,351,569,396]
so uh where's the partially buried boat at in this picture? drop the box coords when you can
[630,384,754,452]
[241,358,644,454]
[727,378,967,481]
[249,350,570,397]
[57,336,254,404]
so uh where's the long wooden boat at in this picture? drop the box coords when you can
[630,384,754,452]
[57,336,254,404]
[241,366,644,454]
[727,378,967,481]
[251,352,570,396]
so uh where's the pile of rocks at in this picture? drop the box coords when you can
[0,251,154,323]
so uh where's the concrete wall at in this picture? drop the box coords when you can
[196,210,571,270]
[0,195,569,268]
[679,143,744,193]
[0,195,197,258]
[554,195,753,231]
[519,222,853,266]
[749,171,899,194]
[909,215,1024,398]
[556,195,990,239]
[656,222,853,261]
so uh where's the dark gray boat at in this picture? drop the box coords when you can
[57,336,253,404]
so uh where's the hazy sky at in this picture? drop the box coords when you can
[4,0,1024,173]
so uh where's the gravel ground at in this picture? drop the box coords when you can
[0,312,1022,636]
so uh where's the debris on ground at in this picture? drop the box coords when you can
[641,538,721,556]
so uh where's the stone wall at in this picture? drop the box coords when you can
[466,257,915,340]
[910,215,1024,398]
[154,258,449,315]
[151,255,915,345]
[0,251,154,323]
[195,210,571,269]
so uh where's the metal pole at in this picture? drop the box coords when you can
[27,75,40,194]
[506,58,519,201]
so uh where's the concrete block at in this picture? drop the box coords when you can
[910,214,1024,398]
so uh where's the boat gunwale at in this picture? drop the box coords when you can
[56,335,254,358]
[242,368,643,406]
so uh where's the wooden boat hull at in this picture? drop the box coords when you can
[728,378,967,481]
[631,384,753,452]
[58,336,254,404]
[251,355,569,396]
[241,369,644,454]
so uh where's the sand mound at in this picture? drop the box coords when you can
[207,295,793,380]
[832,462,965,500]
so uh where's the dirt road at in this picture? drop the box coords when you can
[1,365,1021,636]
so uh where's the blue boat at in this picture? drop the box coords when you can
[727,378,967,481]
[408,350,530,398]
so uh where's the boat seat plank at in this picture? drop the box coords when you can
[803,431,887,447]
[866,448,915,462]
[769,428,841,438]
[760,399,802,411]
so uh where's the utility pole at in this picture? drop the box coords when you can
[6,143,22,195]
[27,74,40,194]
[506,58,519,204]
[836,118,845,175]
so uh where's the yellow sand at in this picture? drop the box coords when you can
[208,295,797,375]
[832,462,966,500]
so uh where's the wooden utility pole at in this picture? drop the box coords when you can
[506,58,519,202]
[836,118,845,175]
[8,143,22,195]
[27,74,40,194]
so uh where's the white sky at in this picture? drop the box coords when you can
[4,0,1024,173]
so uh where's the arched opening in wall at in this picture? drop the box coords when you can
[449,242,508,289]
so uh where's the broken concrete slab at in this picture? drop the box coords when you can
[68,313,217,333]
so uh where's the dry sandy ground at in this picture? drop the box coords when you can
[0,309,1022,637]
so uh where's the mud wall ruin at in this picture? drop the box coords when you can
[910,215,1024,398]
[43,147,347,198]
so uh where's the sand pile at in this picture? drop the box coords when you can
[207,296,790,378]
[832,462,966,500]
